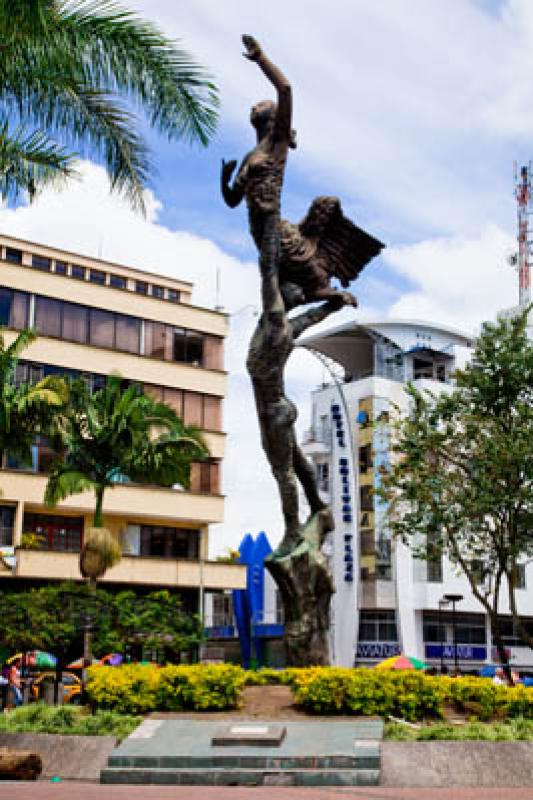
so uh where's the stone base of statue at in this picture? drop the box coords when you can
[266,509,334,666]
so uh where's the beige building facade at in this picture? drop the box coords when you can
[0,234,245,607]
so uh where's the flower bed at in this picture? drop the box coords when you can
[85,664,533,721]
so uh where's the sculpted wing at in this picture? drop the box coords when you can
[299,197,384,288]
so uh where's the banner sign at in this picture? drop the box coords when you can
[356,642,400,659]
[425,645,487,661]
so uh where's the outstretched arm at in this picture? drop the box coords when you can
[291,297,344,340]
[242,35,292,141]
[220,159,244,208]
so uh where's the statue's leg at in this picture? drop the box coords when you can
[259,401,302,554]
[292,437,327,516]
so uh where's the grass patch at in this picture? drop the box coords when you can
[0,704,140,741]
[385,717,533,741]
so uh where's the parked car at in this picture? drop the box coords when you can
[31,671,82,704]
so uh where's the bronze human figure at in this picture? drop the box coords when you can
[221,37,383,309]
[221,35,383,665]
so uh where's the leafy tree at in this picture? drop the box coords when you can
[0,0,218,208]
[379,309,533,680]
[0,328,67,468]
[0,582,202,662]
[44,375,208,578]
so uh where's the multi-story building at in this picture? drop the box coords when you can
[301,318,533,672]
[0,234,245,613]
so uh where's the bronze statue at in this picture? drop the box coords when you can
[221,36,383,309]
[221,35,383,666]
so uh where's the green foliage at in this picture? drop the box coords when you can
[0,582,203,661]
[86,663,246,713]
[44,375,208,577]
[0,328,67,467]
[0,0,219,207]
[378,309,533,658]
[386,717,533,741]
[0,703,139,741]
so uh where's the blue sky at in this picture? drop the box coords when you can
[1,0,531,550]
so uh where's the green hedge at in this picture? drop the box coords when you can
[85,664,246,714]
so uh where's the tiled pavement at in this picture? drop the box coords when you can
[2,784,533,799]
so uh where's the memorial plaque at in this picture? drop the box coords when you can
[211,723,286,747]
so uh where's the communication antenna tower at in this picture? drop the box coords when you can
[513,162,532,306]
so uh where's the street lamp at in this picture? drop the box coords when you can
[443,593,463,673]
[438,598,450,673]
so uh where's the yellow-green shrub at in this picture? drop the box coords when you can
[86,664,161,714]
[86,664,246,713]
[504,685,533,719]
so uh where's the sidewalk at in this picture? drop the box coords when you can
[2,785,533,800]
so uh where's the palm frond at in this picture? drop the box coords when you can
[44,466,96,507]
[0,0,219,206]
[0,116,75,201]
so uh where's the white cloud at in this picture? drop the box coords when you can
[384,224,517,331]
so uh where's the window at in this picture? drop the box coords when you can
[23,513,83,552]
[151,285,164,299]
[139,525,199,559]
[5,247,22,264]
[358,610,398,642]
[54,260,67,275]
[89,269,106,285]
[203,395,222,431]
[89,308,114,348]
[0,288,28,329]
[212,594,233,627]
[183,391,203,427]
[360,485,373,511]
[413,357,434,380]
[0,505,15,546]
[317,462,329,492]
[425,532,442,582]
[35,296,62,338]
[167,289,180,303]
[135,281,148,295]
[361,530,375,555]
[110,274,126,290]
[515,564,527,591]
[498,616,533,647]
[71,265,85,280]
[425,612,486,645]
[162,387,183,416]
[189,460,220,494]
[359,444,372,473]
[186,331,204,365]
[144,321,168,359]
[32,254,51,271]
[62,303,88,344]
[115,314,140,354]
[204,336,223,369]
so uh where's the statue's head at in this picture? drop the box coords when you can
[250,100,297,148]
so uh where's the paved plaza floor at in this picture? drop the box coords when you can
[1,784,533,799]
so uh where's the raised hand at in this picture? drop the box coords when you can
[242,34,262,62]
[221,159,237,184]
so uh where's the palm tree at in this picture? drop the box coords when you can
[0,0,218,208]
[0,328,67,469]
[44,375,208,579]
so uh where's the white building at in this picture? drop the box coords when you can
[300,318,533,672]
